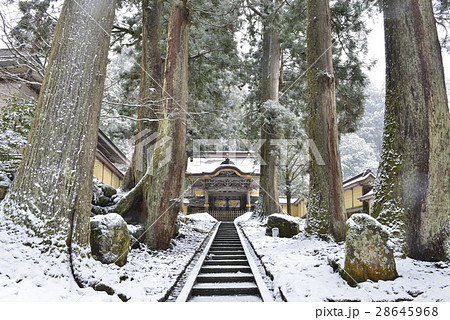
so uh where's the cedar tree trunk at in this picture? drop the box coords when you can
[259,16,282,217]
[1,0,116,262]
[144,0,190,250]
[122,0,163,191]
[373,0,450,261]
[305,0,346,242]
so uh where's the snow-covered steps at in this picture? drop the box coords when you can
[176,222,272,302]
[196,273,255,283]
[200,265,252,273]
[203,259,249,266]
[189,295,263,302]
[210,254,247,260]
[191,282,260,296]
[209,250,245,255]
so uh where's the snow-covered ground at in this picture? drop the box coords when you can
[0,212,217,301]
[238,214,450,302]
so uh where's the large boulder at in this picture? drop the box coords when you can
[266,213,300,238]
[0,171,11,201]
[343,214,398,286]
[90,213,130,267]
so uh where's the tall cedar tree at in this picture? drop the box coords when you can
[0,0,116,270]
[373,0,450,261]
[259,1,283,216]
[144,0,190,249]
[115,0,164,225]
[305,0,346,241]
[122,0,163,191]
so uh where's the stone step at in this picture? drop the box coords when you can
[191,282,259,296]
[189,295,262,302]
[209,248,244,252]
[214,235,239,238]
[210,244,243,248]
[212,242,242,245]
[196,273,255,283]
[208,250,245,255]
[200,265,252,273]
[210,254,247,260]
[203,259,249,266]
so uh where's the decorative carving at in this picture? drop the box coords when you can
[228,199,240,208]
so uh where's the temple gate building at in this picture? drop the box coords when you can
[185,151,260,221]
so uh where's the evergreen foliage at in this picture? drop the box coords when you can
[0,95,35,169]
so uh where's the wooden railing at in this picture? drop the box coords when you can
[209,210,246,222]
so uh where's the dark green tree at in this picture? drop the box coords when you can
[373,0,450,261]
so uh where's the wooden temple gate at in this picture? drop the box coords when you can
[209,210,247,222]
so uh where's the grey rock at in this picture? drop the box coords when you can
[90,213,130,267]
[111,194,121,204]
[102,184,117,197]
[0,171,11,201]
[91,205,108,216]
[98,195,111,207]
[343,214,398,286]
[127,224,145,243]
[92,181,103,205]
[407,289,424,298]
[129,235,141,250]
[173,220,180,238]
[265,213,300,238]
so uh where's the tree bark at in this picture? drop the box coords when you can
[305,0,346,242]
[1,0,116,257]
[122,0,163,191]
[373,0,450,261]
[144,0,190,250]
[286,188,292,215]
[259,10,282,217]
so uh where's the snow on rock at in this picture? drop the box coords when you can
[0,171,11,201]
[240,219,450,302]
[90,213,130,267]
[343,214,398,286]
[90,179,118,217]
[101,184,117,198]
[266,213,301,238]
[127,224,145,242]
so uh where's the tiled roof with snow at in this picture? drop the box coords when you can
[186,151,260,175]
[342,169,375,190]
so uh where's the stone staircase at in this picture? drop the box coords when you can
[188,222,263,302]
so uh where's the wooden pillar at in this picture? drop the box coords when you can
[246,190,252,212]
[204,190,209,212]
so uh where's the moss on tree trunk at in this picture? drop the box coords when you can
[122,0,163,192]
[373,0,450,261]
[143,0,190,250]
[1,0,116,264]
[305,0,346,242]
[259,12,282,217]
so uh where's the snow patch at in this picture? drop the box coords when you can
[184,212,217,222]
[240,220,450,301]
[234,211,252,223]
[0,207,216,301]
